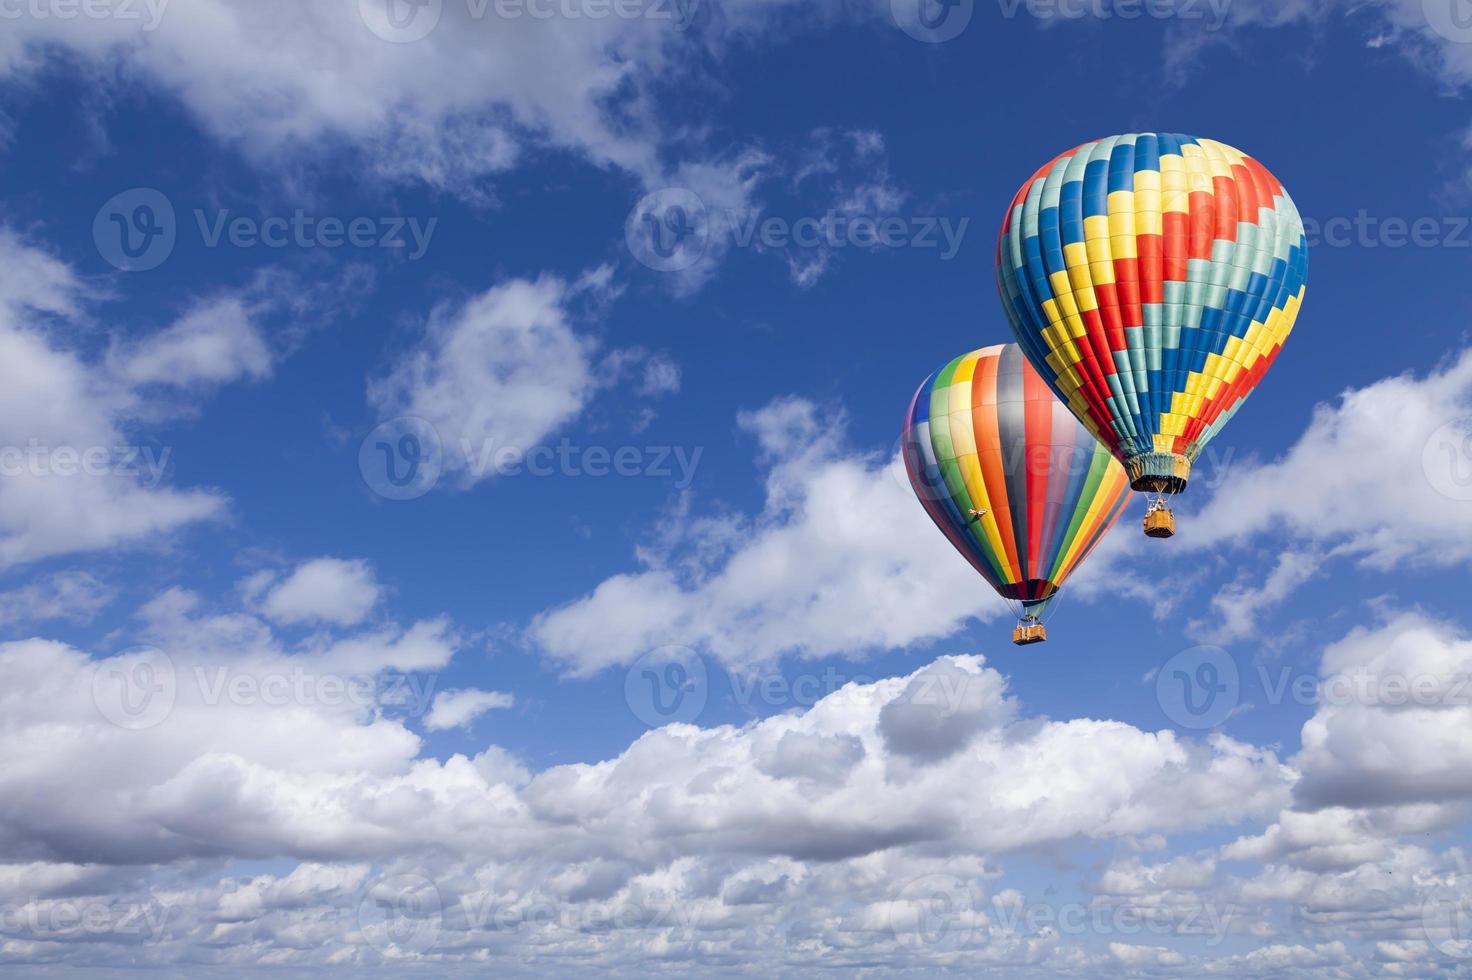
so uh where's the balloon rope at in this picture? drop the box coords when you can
[1040,588,1065,625]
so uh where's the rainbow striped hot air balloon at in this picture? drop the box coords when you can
[996,133,1308,538]
[902,344,1132,645]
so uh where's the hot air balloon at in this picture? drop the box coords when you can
[902,344,1133,645]
[996,133,1308,538]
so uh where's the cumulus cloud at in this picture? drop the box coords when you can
[0,6,942,296]
[253,558,384,628]
[0,571,116,627]
[0,231,235,569]
[0,594,460,866]
[1188,549,1325,645]
[530,396,993,674]
[15,598,1472,973]
[1186,349,1472,569]
[107,295,273,388]
[0,0,893,199]
[1290,612,1472,811]
[1082,348,1472,641]
[0,230,365,571]
[367,275,600,488]
[0,611,1305,972]
[424,688,515,731]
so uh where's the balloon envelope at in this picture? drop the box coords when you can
[996,133,1307,494]
[902,344,1132,622]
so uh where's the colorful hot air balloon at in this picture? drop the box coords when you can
[996,133,1308,538]
[902,344,1132,645]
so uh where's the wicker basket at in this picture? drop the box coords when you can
[1011,623,1048,646]
[1143,508,1176,538]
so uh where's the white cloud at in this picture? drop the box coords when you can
[1080,348,1472,641]
[1186,349,1472,568]
[1162,0,1320,79]
[0,232,360,571]
[424,688,515,731]
[0,571,116,627]
[636,353,681,397]
[0,7,937,296]
[782,127,910,287]
[18,604,1472,972]
[107,295,273,388]
[0,0,891,199]
[1188,549,1325,644]
[256,558,384,628]
[1290,612,1472,811]
[0,608,1301,971]
[530,396,993,674]
[0,231,230,569]
[367,275,598,488]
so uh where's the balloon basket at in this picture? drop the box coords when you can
[1126,453,1191,495]
[1143,507,1176,539]
[1012,623,1047,646]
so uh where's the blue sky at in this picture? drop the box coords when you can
[3,1,1472,976]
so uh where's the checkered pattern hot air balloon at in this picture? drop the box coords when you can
[996,134,1308,537]
[902,344,1133,645]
